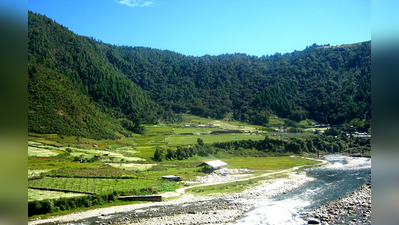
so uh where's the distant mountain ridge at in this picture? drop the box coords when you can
[28,11,371,139]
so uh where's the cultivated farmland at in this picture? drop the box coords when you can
[27,114,321,218]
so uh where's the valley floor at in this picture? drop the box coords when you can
[28,159,326,225]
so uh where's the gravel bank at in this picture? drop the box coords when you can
[184,168,251,185]
[303,180,371,225]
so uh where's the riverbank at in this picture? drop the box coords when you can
[99,172,316,225]
[303,179,371,225]
[28,171,316,225]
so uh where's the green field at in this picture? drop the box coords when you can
[166,134,266,146]
[29,189,86,202]
[28,146,61,157]
[27,115,320,218]
[186,174,288,195]
[173,127,218,134]
[224,156,316,170]
[28,177,176,195]
[105,162,156,171]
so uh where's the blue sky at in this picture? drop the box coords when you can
[28,0,370,57]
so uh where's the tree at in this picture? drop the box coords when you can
[28,11,370,138]
[153,147,163,162]
[176,146,186,160]
[289,110,308,122]
[284,119,298,128]
[197,138,204,146]
[284,142,301,154]
[166,148,175,160]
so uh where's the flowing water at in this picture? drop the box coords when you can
[46,155,370,225]
[229,155,371,225]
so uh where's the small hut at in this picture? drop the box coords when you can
[162,175,181,181]
[197,160,227,170]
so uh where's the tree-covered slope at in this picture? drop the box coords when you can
[28,11,370,138]
[28,63,129,139]
[28,11,162,139]
[106,42,370,124]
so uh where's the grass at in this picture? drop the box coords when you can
[28,189,86,202]
[28,133,139,149]
[44,167,141,178]
[27,114,323,217]
[268,116,285,126]
[28,157,103,170]
[28,146,61,157]
[186,177,264,195]
[181,114,265,131]
[186,174,289,195]
[223,156,317,171]
[75,148,145,162]
[135,146,158,158]
[28,169,51,178]
[166,134,266,146]
[144,125,174,134]
[28,198,153,220]
[138,156,317,181]
[115,146,139,153]
[133,126,174,146]
[138,160,207,180]
[28,177,174,194]
[105,163,156,171]
[173,127,219,134]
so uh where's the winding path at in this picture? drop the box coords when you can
[164,156,327,197]
[28,157,327,225]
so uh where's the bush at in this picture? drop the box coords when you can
[28,201,42,217]
[28,186,164,217]
[41,200,53,214]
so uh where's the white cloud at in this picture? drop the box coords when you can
[116,0,155,7]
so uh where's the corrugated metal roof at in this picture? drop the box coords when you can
[161,175,180,181]
[198,160,227,168]
[162,175,180,178]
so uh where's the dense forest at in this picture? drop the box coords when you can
[28,11,371,139]
[153,133,371,162]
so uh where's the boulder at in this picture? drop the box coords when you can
[308,219,320,224]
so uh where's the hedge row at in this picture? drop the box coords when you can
[45,174,157,180]
[28,188,157,217]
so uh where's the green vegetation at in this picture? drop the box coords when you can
[28,189,86,202]
[186,175,288,195]
[28,177,177,195]
[27,11,371,219]
[28,12,370,140]
[27,111,370,217]
[224,157,316,171]
[166,134,266,145]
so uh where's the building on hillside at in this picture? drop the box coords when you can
[197,160,228,170]
[161,175,181,181]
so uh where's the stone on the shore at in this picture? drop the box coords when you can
[308,219,320,224]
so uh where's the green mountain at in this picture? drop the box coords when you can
[28,11,371,139]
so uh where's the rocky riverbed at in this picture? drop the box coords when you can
[96,173,315,225]
[303,180,371,225]
[29,172,315,225]
[29,156,371,225]
[99,201,255,225]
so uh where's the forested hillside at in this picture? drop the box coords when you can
[108,43,370,125]
[28,11,371,139]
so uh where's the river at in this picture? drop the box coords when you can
[42,155,371,225]
[229,155,371,225]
